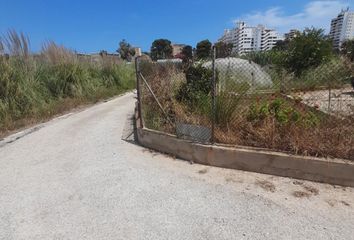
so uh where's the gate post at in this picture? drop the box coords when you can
[135,57,143,128]
[211,46,217,144]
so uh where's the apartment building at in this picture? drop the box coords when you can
[284,29,300,41]
[218,21,283,55]
[329,8,354,49]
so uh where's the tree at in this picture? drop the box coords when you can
[99,50,108,57]
[196,39,212,60]
[340,40,354,90]
[181,45,193,62]
[273,40,290,51]
[214,41,233,58]
[117,39,136,61]
[150,39,173,61]
[283,28,333,76]
[341,39,354,62]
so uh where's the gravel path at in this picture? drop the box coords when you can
[0,92,353,240]
[296,87,354,116]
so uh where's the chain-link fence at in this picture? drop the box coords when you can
[136,47,354,161]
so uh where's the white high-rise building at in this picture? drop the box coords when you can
[284,29,300,41]
[329,8,354,50]
[218,21,283,55]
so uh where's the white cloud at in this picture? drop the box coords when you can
[233,1,353,33]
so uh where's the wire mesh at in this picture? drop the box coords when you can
[137,58,213,143]
[136,47,354,160]
[212,49,354,161]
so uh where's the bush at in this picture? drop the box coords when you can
[290,57,351,91]
[214,92,243,126]
[176,64,213,104]
[247,96,320,127]
[341,39,354,62]
[283,28,333,76]
[242,50,285,67]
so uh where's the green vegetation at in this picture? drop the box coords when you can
[282,28,333,76]
[196,39,212,60]
[0,31,135,135]
[181,45,193,63]
[243,28,334,74]
[341,39,354,62]
[118,39,136,62]
[247,96,320,127]
[176,64,213,104]
[150,39,173,61]
[138,26,354,160]
[241,28,352,91]
[214,41,233,58]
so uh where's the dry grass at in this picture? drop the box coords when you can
[214,115,354,161]
[1,29,30,58]
[0,30,135,136]
[213,94,354,161]
[41,41,77,64]
[0,97,87,139]
[140,62,185,133]
[139,61,354,161]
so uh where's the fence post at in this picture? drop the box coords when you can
[280,70,284,94]
[211,46,217,144]
[135,56,143,128]
[328,84,332,114]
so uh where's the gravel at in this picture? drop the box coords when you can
[296,87,354,116]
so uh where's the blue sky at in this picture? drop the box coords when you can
[0,0,353,53]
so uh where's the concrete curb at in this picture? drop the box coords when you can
[135,107,354,187]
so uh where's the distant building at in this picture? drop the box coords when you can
[284,29,300,41]
[219,21,283,55]
[77,52,121,64]
[171,44,186,57]
[329,8,354,50]
[157,58,182,63]
[219,29,234,44]
[133,47,142,57]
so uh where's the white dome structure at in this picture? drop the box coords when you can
[203,57,273,92]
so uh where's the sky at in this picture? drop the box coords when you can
[1,0,353,53]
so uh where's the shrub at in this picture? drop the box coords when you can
[247,96,320,127]
[290,57,351,91]
[176,64,213,104]
[283,28,333,76]
[341,39,354,62]
[214,92,243,126]
[242,50,285,67]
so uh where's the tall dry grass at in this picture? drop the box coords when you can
[0,30,135,136]
[213,95,354,160]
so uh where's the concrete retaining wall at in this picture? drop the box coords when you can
[135,108,354,187]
